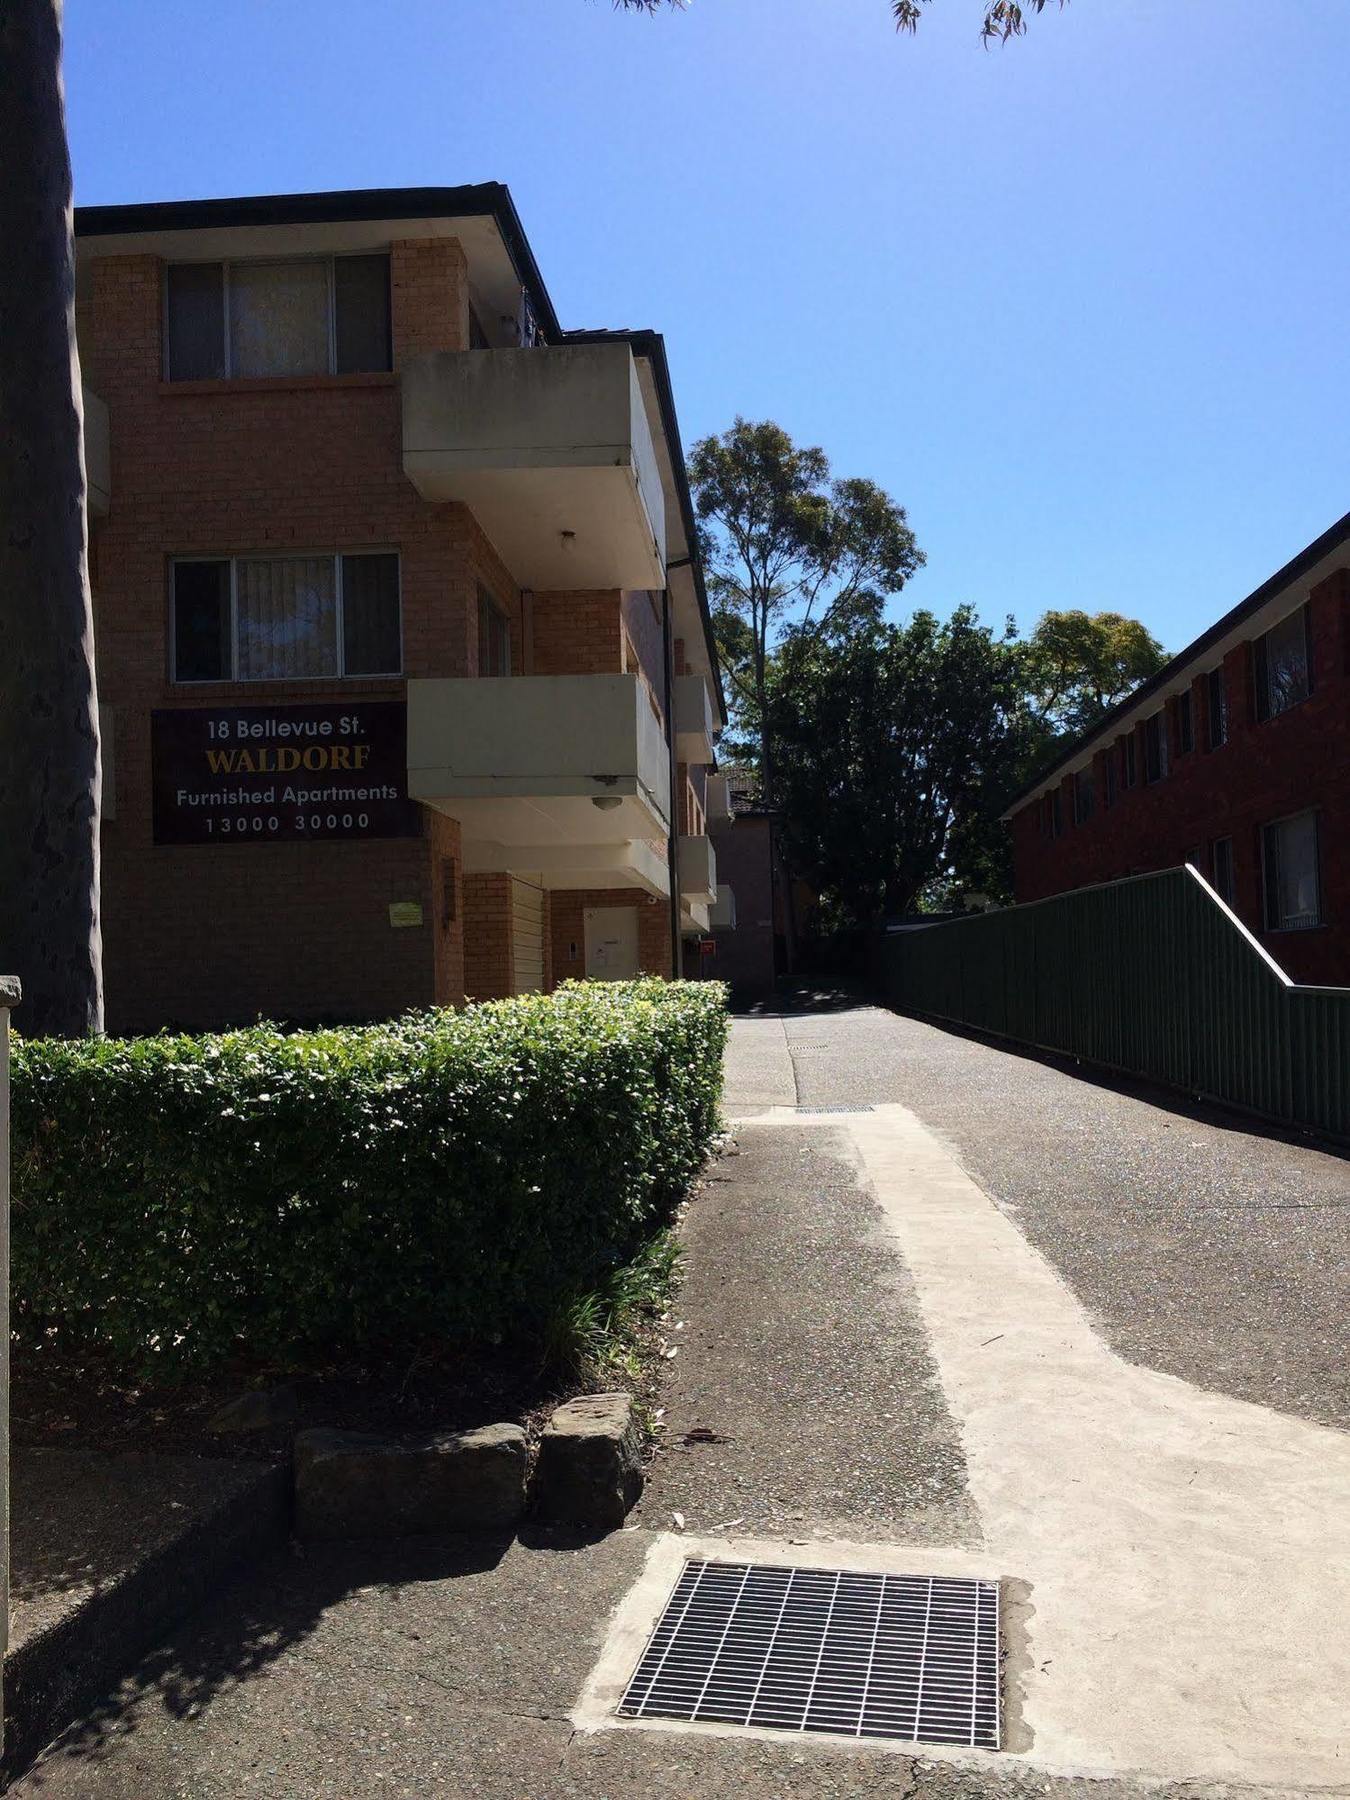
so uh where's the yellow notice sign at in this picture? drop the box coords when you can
[388,901,424,929]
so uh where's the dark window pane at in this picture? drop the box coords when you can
[1177,691,1193,753]
[172,561,230,680]
[342,554,401,674]
[1211,837,1234,905]
[166,264,225,380]
[334,255,391,374]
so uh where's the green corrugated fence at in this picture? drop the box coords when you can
[875,866,1350,1141]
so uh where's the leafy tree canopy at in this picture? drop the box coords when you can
[769,607,1022,925]
[691,417,923,784]
[1022,609,1169,738]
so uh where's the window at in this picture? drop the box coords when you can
[477,587,512,676]
[1176,690,1194,754]
[1206,667,1228,748]
[1210,836,1235,906]
[1143,711,1169,783]
[165,255,391,381]
[1074,768,1095,825]
[1262,811,1321,931]
[1122,732,1137,789]
[1042,789,1062,839]
[171,552,400,682]
[1103,752,1118,810]
[1254,605,1312,721]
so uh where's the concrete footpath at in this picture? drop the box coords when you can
[15,1003,1350,1797]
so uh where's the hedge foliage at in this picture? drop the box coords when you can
[11,979,727,1373]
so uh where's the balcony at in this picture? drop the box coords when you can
[84,384,109,517]
[679,834,717,906]
[674,674,717,766]
[710,883,736,930]
[705,772,733,826]
[401,344,665,590]
[407,674,673,895]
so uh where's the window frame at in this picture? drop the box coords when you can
[476,585,513,678]
[1254,603,1313,723]
[1121,732,1137,790]
[1210,835,1235,907]
[1261,808,1322,933]
[1176,689,1194,755]
[1206,666,1228,749]
[1143,711,1169,784]
[163,252,392,382]
[169,549,403,684]
[1073,767,1095,826]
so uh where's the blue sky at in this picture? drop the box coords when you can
[67,0,1350,654]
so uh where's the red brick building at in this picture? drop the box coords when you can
[1007,512,1350,986]
[75,186,725,1031]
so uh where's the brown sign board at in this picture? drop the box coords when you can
[151,701,421,845]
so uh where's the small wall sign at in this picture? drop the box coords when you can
[151,701,421,846]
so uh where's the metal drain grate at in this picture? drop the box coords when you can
[793,1103,875,1114]
[618,1561,1000,1749]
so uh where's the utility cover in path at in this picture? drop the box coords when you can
[618,1560,1000,1749]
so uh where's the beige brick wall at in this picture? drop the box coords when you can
[85,242,479,1030]
[550,888,673,983]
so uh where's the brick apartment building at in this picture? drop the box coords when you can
[1006,511,1350,986]
[74,185,725,1032]
[705,769,789,995]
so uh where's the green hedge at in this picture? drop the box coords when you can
[11,979,726,1373]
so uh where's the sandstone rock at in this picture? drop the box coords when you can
[294,1422,527,1540]
[207,1384,299,1434]
[534,1392,643,1530]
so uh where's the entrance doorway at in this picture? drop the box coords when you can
[584,905,640,980]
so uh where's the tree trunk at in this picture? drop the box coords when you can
[0,0,103,1037]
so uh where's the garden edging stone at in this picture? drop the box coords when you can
[294,1422,528,1540]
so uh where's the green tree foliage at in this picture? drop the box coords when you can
[769,608,1022,924]
[1023,609,1168,738]
[690,418,923,798]
[618,0,1067,42]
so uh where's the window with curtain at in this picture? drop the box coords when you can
[1262,811,1321,931]
[171,552,400,681]
[165,255,391,380]
[236,556,337,679]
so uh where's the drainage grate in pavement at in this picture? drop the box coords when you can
[793,1103,875,1114]
[618,1560,1000,1749]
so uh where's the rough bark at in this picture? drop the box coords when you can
[0,0,103,1036]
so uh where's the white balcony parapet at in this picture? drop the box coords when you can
[674,674,717,766]
[83,384,110,517]
[710,882,736,929]
[401,344,665,589]
[678,833,717,906]
[408,674,671,874]
[705,773,733,825]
